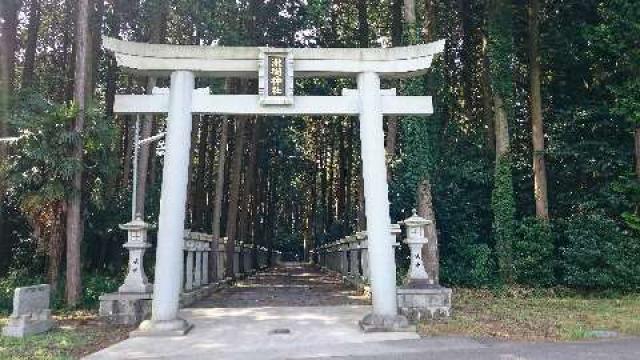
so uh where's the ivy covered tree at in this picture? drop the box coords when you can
[486,0,517,284]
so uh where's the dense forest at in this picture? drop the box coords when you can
[0,0,638,309]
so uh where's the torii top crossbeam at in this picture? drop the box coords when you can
[103,37,445,116]
[103,37,445,78]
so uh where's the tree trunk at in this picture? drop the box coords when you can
[238,119,259,249]
[22,0,40,88]
[121,118,133,189]
[225,116,248,278]
[636,126,640,180]
[48,203,65,295]
[211,117,229,279]
[62,0,75,102]
[488,0,516,284]
[88,0,104,94]
[390,0,403,47]
[413,0,442,286]
[423,0,436,38]
[385,0,399,173]
[104,0,122,119]
[403,0,416,25]
[356,0,369,47]
[249,122,263,266]
[494,94,510,158]
[357,1,372,231]
[134,78,157,218]
[357,173,366,231]
[389,0,418,176]
[0,0,20,147]
[418,179,439,285]
[318,123,328,235]
[336,121,347,221]
[0,0,20,277]
[326,127,336,227]
[192,118,210,230]
[135,1,168,218]
[344,120,354,232]
[528,0,549,220]
[66,0,91,306]
[481,30,495,154]
[459,0,476,126]
[186,117,198,227]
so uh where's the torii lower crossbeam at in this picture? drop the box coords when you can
[113,94,433,116]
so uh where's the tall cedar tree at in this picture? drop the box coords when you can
[66,0,91,306]
[0,0,21,272]
[488,0,517,284]
[528,0,549,219]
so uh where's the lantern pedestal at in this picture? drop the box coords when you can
[99,217,154,325]
[397,286,451,321]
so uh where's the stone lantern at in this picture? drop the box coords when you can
[401,209,431,285]
[118,215,154,293]
[396,209,452,322]
[99,215,154,325]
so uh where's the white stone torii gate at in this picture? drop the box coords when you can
[104,36,444,335]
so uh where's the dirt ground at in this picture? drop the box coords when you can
[196,263,370,308]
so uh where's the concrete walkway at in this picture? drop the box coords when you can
[86,264,640,360]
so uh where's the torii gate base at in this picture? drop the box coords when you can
[104,37,444,335]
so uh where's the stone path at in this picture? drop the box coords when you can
[86,263,640,360]
[196,263,369,308]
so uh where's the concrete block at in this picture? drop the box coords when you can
[397,286,452,322]
[2,284,53,337]
[99,292,152,326]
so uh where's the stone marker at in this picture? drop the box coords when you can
[2,284,54,337]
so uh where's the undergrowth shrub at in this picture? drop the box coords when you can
[559,212,640,290]
[0,269,45,315]
[514,217,555,286]
[81,273,122,309]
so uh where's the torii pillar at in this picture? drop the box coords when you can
[357,72,408,331]
[134,71,195,336]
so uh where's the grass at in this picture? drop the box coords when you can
[419,287,640,341]
[0,312,132,360]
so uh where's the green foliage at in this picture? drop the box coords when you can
[589,0,640,126]
[487,0,515,108]
[492,154,516,284]
[0,270,122,314]
[611,176,640,231]
[0,269,46,315]
[442,240,494,287]
[558,212,640,290]
[514,217,555,286]
[81,273,122,309]
[8,91,116,206]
